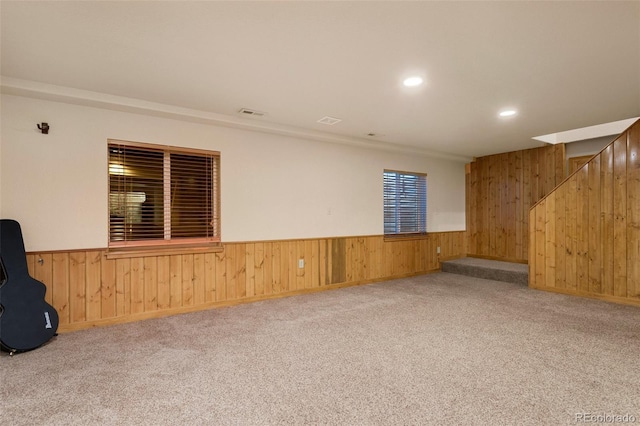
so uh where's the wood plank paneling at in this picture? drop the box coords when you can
[588,155,602,294]
[169,255,182,308]
[535,200,546,286]
[214,251,226,302]
[130,257,145,314]
[569,155,593,174]
[204,252,216,303]
[318,239,326,286]
[555,145,566,186]
[488,155,497,256]
[253,242,264,296]
[466,144,565,263]
[576,166,590,293]
[235,244,247,298]
[193,253,206,306]
[85,251,102,321]
[497,153,508,258]
[69,252,87,323]
[613,135,627,297]
[245,243,256,298]
[144,256,157,312]
[181,254,194,306]
[225,246,236,300]
[30,232,465,332]
[101,255,117,318]
[288,241,297,289]
[601,145,614,296]
[522,150,533,260]
[528,208,536,287]
[627,124,640,299]
[156,256,171,309]
[271,242,281,294]
[554,185,566,289]
[565,176,577,291]
[52,253,70,325]
[538,148,547,200]
[115,258,131,316]
[479,159,489,256]
[544,193,556,288]
[264,242,274,293]
[345,238,354,282]
[304,240,314,288]
[530,119,640,307]
[311,240,320,287]
[514,150,523,260]
[331,238,346,284]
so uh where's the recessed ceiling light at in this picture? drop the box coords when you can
[403,76,424,87]
[499,109,517,117]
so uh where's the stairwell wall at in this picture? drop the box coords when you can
[529,119,640,306]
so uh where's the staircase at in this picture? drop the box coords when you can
[441,257,528,285]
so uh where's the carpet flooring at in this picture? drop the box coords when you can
[2,272,640,425]
[441,257,529,285]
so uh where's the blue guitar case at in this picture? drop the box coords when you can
[0,219,58,355]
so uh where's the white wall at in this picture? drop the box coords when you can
[565,135,615,159]
[0,94,466,251]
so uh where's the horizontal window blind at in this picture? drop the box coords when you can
[108,140,220,247]
[383,170,427,236]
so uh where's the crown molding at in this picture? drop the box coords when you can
[0,76,471,162]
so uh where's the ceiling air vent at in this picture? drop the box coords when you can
[238,108,266,117]
[317,116,342,125]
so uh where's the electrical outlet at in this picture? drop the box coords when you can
[436,246,441,254]
[298,259,305,268]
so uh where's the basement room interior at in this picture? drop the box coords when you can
[1,1,639,425]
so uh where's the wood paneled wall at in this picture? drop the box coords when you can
[530,119,640,306]
[466,144,565,262]
[27,232,466,332]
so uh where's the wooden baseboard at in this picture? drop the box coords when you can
[466,253,528,264]
[529,285,640,309]
[57,268,441,333]
[438,254,466,262]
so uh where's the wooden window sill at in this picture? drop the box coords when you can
[106,243,223,259]
[383,233,429,242]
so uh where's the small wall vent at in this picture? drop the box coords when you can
[238,108,266,117]
[317,116,342,125]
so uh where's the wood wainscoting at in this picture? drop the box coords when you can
[27,232,466,332]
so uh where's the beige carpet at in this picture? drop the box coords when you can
[2,272,640,425]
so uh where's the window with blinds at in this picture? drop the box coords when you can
[383,170,427,236]
[108,140,220,248]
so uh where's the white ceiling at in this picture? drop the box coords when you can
[2,1,639,160]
